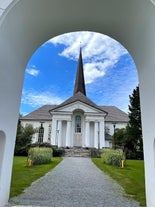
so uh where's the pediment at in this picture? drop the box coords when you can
[52,101,106,114]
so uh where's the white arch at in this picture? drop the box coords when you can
[0,0,155,206]
[0,131,6,192]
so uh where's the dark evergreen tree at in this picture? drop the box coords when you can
[127,86,143,159]
[113,86,143,159]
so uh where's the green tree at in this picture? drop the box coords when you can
[113,128,126,148]
[128,86,143,158]
[15,122,36,155]
[113,86,143,159]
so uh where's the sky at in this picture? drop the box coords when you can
[20,31,138,115]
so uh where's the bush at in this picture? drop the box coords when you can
[15,124,36,156]
[52,147,65,157]
[90,148,101,158]
[126,150,144,160]
[30,142,53,148]
[28,147,53,165]
[101,149,125,167]
[29,143,65,157]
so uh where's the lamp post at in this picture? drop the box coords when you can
[98,130,100,150]
[112,122,116,149]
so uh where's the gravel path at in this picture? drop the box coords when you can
[9,157,140,207]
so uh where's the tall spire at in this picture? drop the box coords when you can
[73,48,86,96]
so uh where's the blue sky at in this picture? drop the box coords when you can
[20,31,138,115]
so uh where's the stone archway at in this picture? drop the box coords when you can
[0,0,155,206]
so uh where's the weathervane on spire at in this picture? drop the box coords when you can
[79,41,83,51]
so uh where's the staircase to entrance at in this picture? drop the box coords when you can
[64,147,100,158]
[64,147,90,157]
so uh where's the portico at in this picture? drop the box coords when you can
[50,112,106,149]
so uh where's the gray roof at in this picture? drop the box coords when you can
[100,106,129,122]
[21,104,128,123]
[20,105,56,121]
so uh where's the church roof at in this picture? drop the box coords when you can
[73,49,86,96]
[50,91,107,113]
[20,105,56,121]
[100,106,129,122]
[21,104,129,123]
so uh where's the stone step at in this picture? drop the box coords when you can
[64,147,90,157]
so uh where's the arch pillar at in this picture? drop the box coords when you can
[0,131,6,192]
[0,30,26,205]
[138,53,155,207]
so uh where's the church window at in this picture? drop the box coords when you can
[75,115,81,133]
[38,123,44,143]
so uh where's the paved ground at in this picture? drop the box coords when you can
[9,157,140,207]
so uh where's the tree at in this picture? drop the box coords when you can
[15,122,36,155]
[113,128,127,148]
[113,86,143,159]
[128,86,143,157]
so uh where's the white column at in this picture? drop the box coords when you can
[99,120,105,148]
[66,120,71,147]
[94,121,99,148]
[85,121,90,147]
[51,119,57,146]
[57,120,62,147]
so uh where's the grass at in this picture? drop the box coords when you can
[92,158,146,207]
[10,156,62,198]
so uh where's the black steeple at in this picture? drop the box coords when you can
[73,49,86,96]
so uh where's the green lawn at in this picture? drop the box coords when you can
[10,156,62,198]
[92,158,146,207]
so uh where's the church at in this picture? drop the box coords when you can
[20,50,129,149]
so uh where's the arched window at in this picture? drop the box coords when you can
[75,115,81,133]
[38,123,44,143]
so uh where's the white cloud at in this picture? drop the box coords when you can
[84,62,105,84]
[48,31,127,84]
[26,68,39,77]
[21,90,64,107]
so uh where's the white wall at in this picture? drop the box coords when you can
[21,120,51,143]
[105,122,128,136]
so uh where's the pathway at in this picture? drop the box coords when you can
[9,157,139,207]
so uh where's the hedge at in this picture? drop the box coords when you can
[101,149,125,167]
[28,147,53,165]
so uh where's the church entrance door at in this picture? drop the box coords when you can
[74,133,82,146]
[74,115,83,147]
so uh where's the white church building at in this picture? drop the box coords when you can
[21,50,129,149]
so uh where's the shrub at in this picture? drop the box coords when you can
[30,142,53,148]
[52,147,65,157]
[101,149,125,167]
[90,148,101,158]
[28,147,53,165]
[15,124,36,156]
[29,144,65,157]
